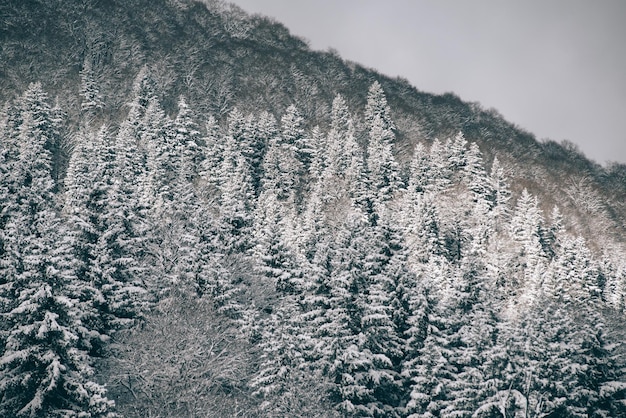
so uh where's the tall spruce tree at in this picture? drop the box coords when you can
[218,132,255,254]
[0,84,115,417]
[365,83,401,209]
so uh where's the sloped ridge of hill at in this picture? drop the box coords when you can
[0,0,624,243]
[1,1,626,417]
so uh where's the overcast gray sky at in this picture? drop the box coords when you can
[229,0,626,165]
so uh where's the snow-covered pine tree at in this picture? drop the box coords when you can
[325,94,353,178]
[0,213,115,417]
[96,118,150,328]
[602,255,626,312]
[249,292,335,417]
[0,104,22,313]
[486,156,511,216]
[198,114,224,196]
[364,81,395,132]
[141,96,173,210]
[447,131,468,172]
[298,177,329,261]
[328,214,379,416]
[308,125,326,180]
[282,104,313,172]
[428,138,453,193]
[402,189,443,266]
[344,120,370,211]
[63,125,116,353]
[225,107,247,155]
[356,208,417,416]
[218,132,255,254]
[404,257,456,418]
[438,262,503,418]
[79,58,105,116]
[540,205,564,260]
[365,83,402,209]
[404,258,498,418]
[509,188,547,303]
[320,96,369,211]
[253,190,303,295]
[261,126,302,204]
[250,110,277,193]
[464,142,491,202]
[0,84,115,417]
[407,142,430,194]
[329,209,412,417]
[172,96,201,183]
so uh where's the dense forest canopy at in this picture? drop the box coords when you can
[0,0,625,417]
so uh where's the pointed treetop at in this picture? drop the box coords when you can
[448,131,468,169]
[281,104,304,147]
[227,107,245,139]
[175,96,193,124]
[256,111,278,140]
[365,81,395,131]
[331,94,351,134]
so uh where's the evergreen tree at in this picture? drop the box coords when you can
[282,104,313,171]
[254,191,303,294]
[319,98,368,212]
[224,108,254,184]
[404,258,457,418]
[198,114,224,195]
[142,97,174,207]
[0,217,115,417]
[172,96,201,183]
[0,104,22,311]
[308,125,327,180]
[79,59,105,115]
[298,178,330,261]
[218,133,255,254]
[128,66,157,121]
[365,81,395,132]
[403,190,443,266]
[251,111,278,193]
[500,296,606,417]
[486,156,511,216]
[298,233,346,364]
[249,297,309,414]
[96,126,149,328]
[365,83,401,208]
[509,189,546,302]
[447,131,468,172]
[331,210,414,417]
[63,126,115,351]
[541,205,564,260]
[261,129,302,204]
[602,256,626,312]
[428,138,452,193]
[326,94,353,178]
[0,84,114,417]
[439,263,503,418]
[408,142,430,194]
[344,121,369,210]
[328,214,379,417]
[464,142,490,202]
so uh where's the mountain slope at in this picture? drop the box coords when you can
[1,0,624,246]
[1,1,626,417]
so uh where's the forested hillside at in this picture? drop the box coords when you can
[1,0,625,417]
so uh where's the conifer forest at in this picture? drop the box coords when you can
[1,0,626,417]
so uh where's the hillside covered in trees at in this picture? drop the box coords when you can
[1,0,626,417]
